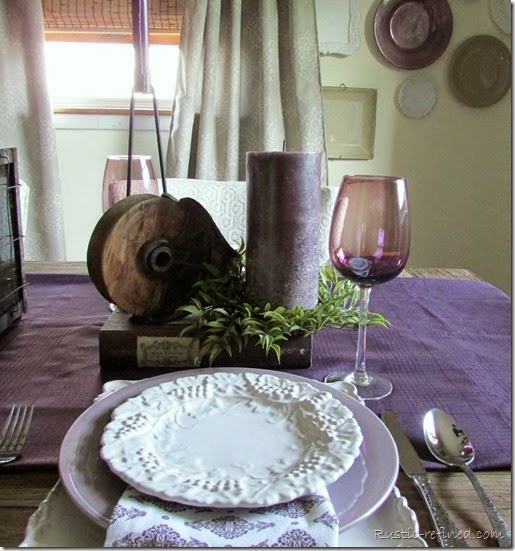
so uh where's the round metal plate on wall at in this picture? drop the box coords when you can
[374,0,453,70]
[449,35,511,108]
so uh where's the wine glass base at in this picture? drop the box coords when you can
[324,371,392,400]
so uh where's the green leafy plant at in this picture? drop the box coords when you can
[178,244,388,365]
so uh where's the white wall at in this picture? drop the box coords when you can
[320,0,511,295]
[55,0,511,295]
[55,115,170,265]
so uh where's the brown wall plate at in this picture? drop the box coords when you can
[374,0,453,70]
[449,35,511,108]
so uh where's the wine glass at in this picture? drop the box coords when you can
[101,155,159,312]
[324,175,410,400]
[102,155,159,212]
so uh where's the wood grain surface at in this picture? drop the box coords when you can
[0,471,510,547]
[86,195,237,320]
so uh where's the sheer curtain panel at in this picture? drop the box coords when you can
[166,0,326,182]
[0,0,65,260]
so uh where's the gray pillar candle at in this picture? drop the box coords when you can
[245,151,321,309]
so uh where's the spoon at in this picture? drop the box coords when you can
[423,408,512,548]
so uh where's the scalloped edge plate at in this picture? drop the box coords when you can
[100,371,363,508]
[397,75,437,118]
[490,0,511,35]
[59,368,398,532]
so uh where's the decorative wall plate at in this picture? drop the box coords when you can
[374,0,453,69]
[449,35,511,107]
[397,75,437,118]
[490,0,511,35]
[100,371,363,508]
[323,87,377,160]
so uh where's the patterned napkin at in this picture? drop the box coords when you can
[104,486,339,547]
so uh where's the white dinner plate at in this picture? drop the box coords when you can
[59,367,398,532]
[100,371,363,508]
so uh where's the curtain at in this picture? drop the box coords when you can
[166,0,326,182]
[0,0,66,260]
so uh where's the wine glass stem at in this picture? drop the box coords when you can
[354,285,371,385]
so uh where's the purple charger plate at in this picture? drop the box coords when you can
[374,0,453,70]
[58,367,399,532]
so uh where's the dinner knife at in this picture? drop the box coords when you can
[382,410,469,548]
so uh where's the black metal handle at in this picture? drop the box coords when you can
[126,0,167,196]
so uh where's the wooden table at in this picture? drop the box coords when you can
[23,261,484,280]
[0,263,510,547]
[1,470,510,547]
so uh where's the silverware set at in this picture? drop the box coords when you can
[382,410,468,547]
[0,405,34,465]
[423,408,512,548]
[383,409,511,548]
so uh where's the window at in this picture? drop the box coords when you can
[42,0,183,113]
[45,41,179,112]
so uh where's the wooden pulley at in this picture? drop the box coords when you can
[87,193,236,321]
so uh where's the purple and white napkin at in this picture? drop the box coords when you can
[104,486,339,547]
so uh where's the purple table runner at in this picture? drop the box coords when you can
[308,278,512,471]
[0,274,108,471]
[0,273,511,472]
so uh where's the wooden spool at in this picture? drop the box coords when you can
[87,193,236,321]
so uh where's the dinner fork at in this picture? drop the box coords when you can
[0,405,34,464]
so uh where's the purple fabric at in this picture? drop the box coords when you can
[0,274,510,472]
[0,274,108,470]
[307,278,512,471]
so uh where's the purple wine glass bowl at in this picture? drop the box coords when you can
[329,175,410,287]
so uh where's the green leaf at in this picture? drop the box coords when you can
[271,343,282,362]
[173,243,388,367]
[205,320,227,329]
[263,311,287,324]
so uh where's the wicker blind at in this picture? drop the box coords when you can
[42,0,183,34]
